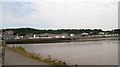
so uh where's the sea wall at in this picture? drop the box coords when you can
[6,36,119,44]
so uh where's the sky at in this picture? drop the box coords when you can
[0,0,119,30]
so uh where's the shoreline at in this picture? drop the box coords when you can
[73,37,119,42]
[5,39,118,66]
[6,36,119,44]
[6,46,67,67]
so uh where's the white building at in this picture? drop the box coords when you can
[81,33,89,36]
[99,32,104,35]
[60,35,66,38]
[70,33,75,37]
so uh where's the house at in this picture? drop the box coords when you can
[99,32,105,36]
[81,33,89,36]
[33,33,52,39]
[53,35,61,38]
[3,30,15,40]
[60,33,68,38]
[5,30,14,35]
[70,33,75,37]
[51,34,68,38]
[99,32,104,35]
[61,35,66,38]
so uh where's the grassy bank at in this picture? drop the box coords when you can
[6,46,67,67]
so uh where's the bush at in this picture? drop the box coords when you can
[15,46,26,52]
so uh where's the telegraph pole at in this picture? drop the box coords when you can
[2,40,6,67]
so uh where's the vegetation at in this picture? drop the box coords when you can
[7,46,67,67]
[3,28,120,36]
[13,46,26,52]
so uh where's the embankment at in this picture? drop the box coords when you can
[6,36,119,44]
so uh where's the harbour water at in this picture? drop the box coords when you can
[10,40,118,65]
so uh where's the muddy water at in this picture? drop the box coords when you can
[11,40,118,65]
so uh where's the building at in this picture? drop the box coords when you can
[70,33,75,37]
[81,33,89,36]
[5,30,14,35]
[50,34,68,38]
[33,33,52,39]
[3,30,15,40]
[99,32,104,35]
[99,32,105,36]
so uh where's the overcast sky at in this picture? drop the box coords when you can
[0,0,119,30]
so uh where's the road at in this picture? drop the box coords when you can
[4,49,47,65]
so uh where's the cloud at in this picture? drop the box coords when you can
[2,2,37,18]
[2,2,40,27]
[1,0,119,2]
[0,3,2,28]
[1,0,119,30]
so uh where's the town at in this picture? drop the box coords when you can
[1,28,119,42]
